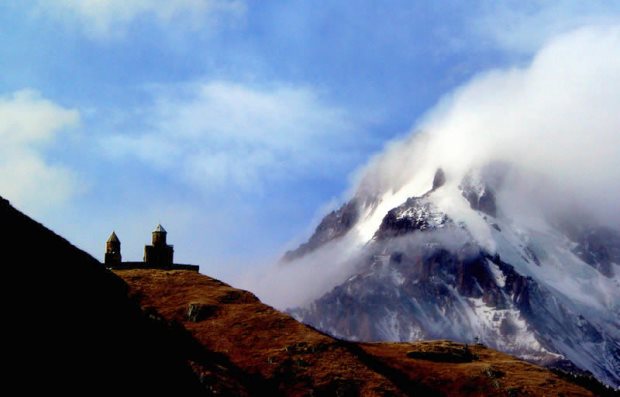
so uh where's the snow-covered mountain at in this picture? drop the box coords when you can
[275,27,620,388]
[286,165,620,387]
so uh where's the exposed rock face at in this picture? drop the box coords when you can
[460,172,498,217]
[432,168,446,190]
[292,242,536,345]
[552,211,620,278]
[283,198,359,261]
[570,226,620,277]
[375,197,452,240]
[187,303,219,322]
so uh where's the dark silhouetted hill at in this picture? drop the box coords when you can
[0,197,206,394]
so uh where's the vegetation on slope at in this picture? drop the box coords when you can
[117,268,603,396]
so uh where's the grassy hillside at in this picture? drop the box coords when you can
[117,268,601,396]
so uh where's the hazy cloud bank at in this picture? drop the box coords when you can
[105,80,368,193]
[358,25,620,227]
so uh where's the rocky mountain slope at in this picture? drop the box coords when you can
[283,198,360,262]
[287,166,620,389]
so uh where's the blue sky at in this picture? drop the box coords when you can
[1,1,619,283]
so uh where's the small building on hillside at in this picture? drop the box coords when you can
[144,224,174,267]
[105,231,122,266]
[104,225,198,272]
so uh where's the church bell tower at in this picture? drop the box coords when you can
[144,224,174,267]
[105,231,122,267]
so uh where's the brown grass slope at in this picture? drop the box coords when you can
[117,268,601,396]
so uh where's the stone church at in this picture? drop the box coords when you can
[105,225,198,272]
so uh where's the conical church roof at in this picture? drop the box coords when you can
[107,231,120,243]
[153,224,167,233]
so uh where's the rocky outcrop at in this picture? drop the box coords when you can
[283,198,360,261]
[374,197,452,240]
[460,173,498,217]
[432,168,446,190]
[571,226,620,277]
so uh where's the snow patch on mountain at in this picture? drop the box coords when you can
[488,261,506,287]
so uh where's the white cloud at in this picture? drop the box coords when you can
[36,0,246,37]
[0,90,80,213]
[106,81,363,192]
[357,24,620,227]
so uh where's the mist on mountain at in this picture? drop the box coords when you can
[245,25,620,310]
